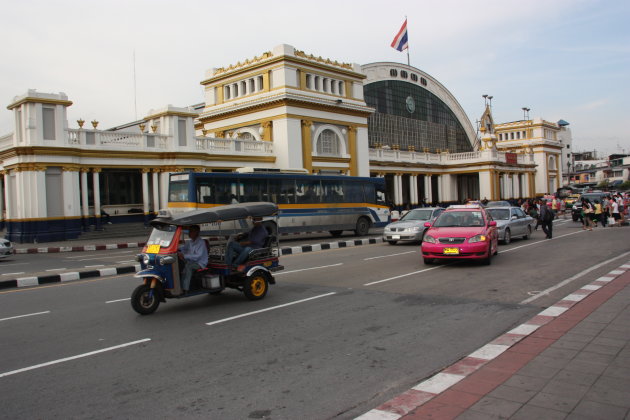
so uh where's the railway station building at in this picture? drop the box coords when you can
[0,44,567,242]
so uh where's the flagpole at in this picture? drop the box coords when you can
[405,16,410,66]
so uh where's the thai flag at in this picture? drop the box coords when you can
[391,19,408,52]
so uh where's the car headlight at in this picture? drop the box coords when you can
[409,227,422,232]
[423,235,437,243]
[142,254,151,265]
[468,234,487,243]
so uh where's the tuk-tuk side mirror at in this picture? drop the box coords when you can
[424,222,432,228]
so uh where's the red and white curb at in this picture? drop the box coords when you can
[355,260,630,420]
[15,242,147,254]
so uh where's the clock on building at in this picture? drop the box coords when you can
[405,95,415,114]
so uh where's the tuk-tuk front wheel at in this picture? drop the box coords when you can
[131,284,160,315]
[243,272,269,301]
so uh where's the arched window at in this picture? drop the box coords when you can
[390,69,398,77]
[338,81,344,96]
[240,80,247,96]
[239,131,254,140]
[249,78,255,93]
[306,74,312,89]
[314,76,320,91]
[257,76,264,91]
[224,85,231,100]
[549,156,556,168]
[316,129,340,156]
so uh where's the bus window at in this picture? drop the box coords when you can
[197,179,214,203]
[214,178,236,204]
[241,178,267,202]
[322,180,344,203]
[343,181,364,203]
[296,180,322,204]
[363,183,375,204]
[169,181,189,202]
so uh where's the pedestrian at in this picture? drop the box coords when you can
[539,200,554,239]
[581,198,594,231]
[601,195,610,227]
[529,199,540,229]
[611,197,621,227]
[593,199,602,227]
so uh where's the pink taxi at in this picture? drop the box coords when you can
[421,205,498,265]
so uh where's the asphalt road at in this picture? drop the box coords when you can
[0,230,383,279]
[0,220,628,419]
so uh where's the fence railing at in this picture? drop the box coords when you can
[369,148,533,165]
[63,129,273,155]
[0,133,14,150]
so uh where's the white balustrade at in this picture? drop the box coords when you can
[0,133,14,150]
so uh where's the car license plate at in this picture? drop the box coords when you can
[443,247,459,255]
[391,235,400,240]
[147,244,161,253]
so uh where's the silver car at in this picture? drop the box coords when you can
[486,206,535,244]
[383,207,444,245]
[0,238,13,259]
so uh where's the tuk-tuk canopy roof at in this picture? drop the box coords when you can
[151,202,278,227]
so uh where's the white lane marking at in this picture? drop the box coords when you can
[413,372,465,394]
[0,263,28,267]
[364,265,443,286]
[2,272,25,276]
[520,250,630,304]
[206,292,336,326]
[0,338,151,378]
[502,230,585,254]
[84,265,105,268]
[364,251,416,261]
[0,310,51,323]
[609,270,624,275]
[355,410,401,420]
[563,294,587,302]
[105,298,130,304]
[508,324,540,335]
[274,263,343,276]
[45,268,67,272]
[468,344,510,360]
[117,260,135,264]
[539,306,568,316]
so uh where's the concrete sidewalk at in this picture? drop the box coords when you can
[359,261,630,420]
[12,235,150,254]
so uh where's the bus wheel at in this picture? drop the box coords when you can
[243,271,269,301]
[329,230,343,237]
[354,217,371,236]
[131,284,160,315]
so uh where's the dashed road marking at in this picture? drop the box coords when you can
[0,310,51,323]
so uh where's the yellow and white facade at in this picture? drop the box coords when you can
[0,44,561,242]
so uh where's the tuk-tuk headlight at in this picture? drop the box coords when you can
[142,254,151,265]
[134,254,143,262]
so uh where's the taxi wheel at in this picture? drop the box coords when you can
[503,228,511,245]
[388,240,398,245]
[243,271,269,301]
[523,226,532,240]
[131,284,160,315]
[483,251,492,265]
[423,258,434,265]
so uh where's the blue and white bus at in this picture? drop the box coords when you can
[167,170,389,236]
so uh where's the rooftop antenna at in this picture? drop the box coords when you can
[522,107,531,120]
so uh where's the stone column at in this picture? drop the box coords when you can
[479,170,492,202]
[348,126,358,176]
[152,170,160,214]
[93,169,101,230]
[409,175,417,206]
[2,172,9,221]
[397,174,403,206]
[514,174,521,199]
[80,168,89,231]
[0,174,4,225]
[261,121,273,141]
[160,171,170,209]
[141,168,150,225]
[300,120,313,173]
[424,175,433,205]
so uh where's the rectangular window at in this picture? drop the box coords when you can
[178,119,187,146]
[343,181,364,203]
[295,179,322,204]
[43,106,56,140]
[45,167,63,217]
[322,180,344,203]
[240,178,267,202]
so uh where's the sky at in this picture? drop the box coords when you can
[1,0,629,155]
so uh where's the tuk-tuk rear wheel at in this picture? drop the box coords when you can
[131,284,160,315]
[243,272,268,301]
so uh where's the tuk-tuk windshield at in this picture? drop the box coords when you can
[146,225,178,247]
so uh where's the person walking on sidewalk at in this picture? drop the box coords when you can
[539,200,554,239]
[611,197,621,227]
[593,199,602,227]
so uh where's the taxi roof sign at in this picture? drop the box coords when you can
[447,204,483,209]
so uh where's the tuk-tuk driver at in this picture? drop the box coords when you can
[177,225,208,294]
[225,217,268,270]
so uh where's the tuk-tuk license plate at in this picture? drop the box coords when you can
[147,244,161,253]
[443,247,459,255]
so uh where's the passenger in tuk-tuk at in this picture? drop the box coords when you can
[177,225,208,294]
[225,217,269,270]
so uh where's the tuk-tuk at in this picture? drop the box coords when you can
[131,202,283,315]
